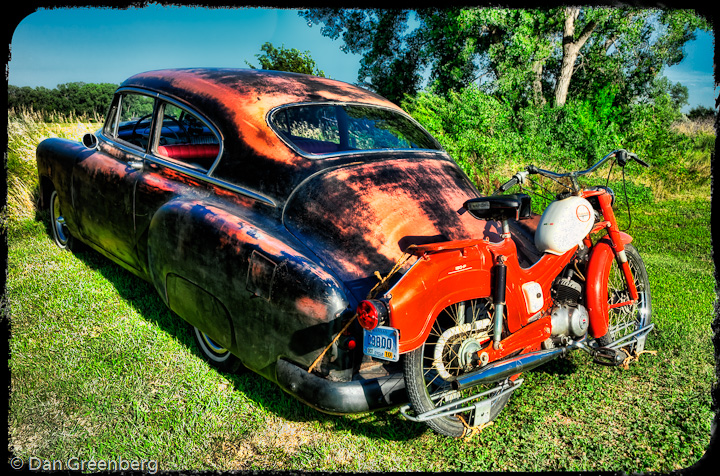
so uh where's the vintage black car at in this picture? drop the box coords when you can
[37,68,539,419]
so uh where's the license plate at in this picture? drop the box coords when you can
[363,326,399,362]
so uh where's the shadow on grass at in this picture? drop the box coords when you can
[531,354,581,376]
[37,212,425,441]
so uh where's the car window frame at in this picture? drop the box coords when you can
[149,100,224,175]
[104,87,225,174]
[266,101,444,159]
[103,90,159,155]
[99,87,274,207]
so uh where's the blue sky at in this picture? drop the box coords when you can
[8,5,717,112]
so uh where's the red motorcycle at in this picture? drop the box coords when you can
[356,149,653,437]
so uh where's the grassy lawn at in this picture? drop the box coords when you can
[6,183,714,472]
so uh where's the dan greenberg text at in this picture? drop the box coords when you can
[18,456,158,474]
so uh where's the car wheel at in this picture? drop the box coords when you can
[49,189,77,250]
[193,326,244,373]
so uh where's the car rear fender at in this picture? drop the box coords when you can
[147,199,353,374]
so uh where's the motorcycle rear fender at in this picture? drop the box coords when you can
[386,241,493,354]
[585,232,633,338]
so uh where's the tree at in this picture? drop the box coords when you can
[687,105,716,120]
[246,42,326,77]
[8,82,117,118]
[300,8,709,107]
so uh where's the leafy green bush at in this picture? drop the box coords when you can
[403,87,520,191]
[404,81,712,201]
[606,180,655,206]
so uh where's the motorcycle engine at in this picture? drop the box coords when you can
[548,276,589,339]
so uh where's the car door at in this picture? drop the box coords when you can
[71,91,156,274]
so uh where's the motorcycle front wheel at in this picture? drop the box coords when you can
[403,299,512,438]
[596,244,652,353]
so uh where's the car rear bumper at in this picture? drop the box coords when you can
[275,359,407,415]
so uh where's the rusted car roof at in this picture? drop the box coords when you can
[121,68,425,206]
[121,68,400,162]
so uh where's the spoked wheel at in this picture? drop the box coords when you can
[404,299,513,438]
[596,244,652,353]
[49,189,76,250]
[193,326,244,373]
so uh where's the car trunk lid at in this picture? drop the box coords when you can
[283,155,503,300]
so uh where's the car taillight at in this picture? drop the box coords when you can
[356,299,388,330]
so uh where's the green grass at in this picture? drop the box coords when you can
[5,111,715,471]
[6,187,714,472]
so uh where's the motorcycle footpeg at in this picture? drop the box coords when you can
[592,347,626,366]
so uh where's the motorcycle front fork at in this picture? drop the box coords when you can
[487,218,641,355]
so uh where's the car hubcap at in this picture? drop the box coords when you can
[51,192,69,246]
[202,333,228,355]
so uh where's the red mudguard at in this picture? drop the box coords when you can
[585,233,633,338]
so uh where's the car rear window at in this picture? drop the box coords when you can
[269,104,441,156]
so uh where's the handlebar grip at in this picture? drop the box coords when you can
[498,177,519,192]
[494,170,530,194]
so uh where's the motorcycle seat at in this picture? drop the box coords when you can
[464,194,532,221]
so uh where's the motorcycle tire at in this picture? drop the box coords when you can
[595,244,652,352]
[403,299,512,438]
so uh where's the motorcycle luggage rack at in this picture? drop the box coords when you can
[399,378,523,426]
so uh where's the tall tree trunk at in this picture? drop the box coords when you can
[532,59,546,106]
[555,7,598,107]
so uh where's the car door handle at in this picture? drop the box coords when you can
[128,160,144,170]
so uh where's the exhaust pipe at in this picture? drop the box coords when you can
[452,346,570,391]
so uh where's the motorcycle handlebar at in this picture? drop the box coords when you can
[493,170,529,195]
[629,153,651,168]
[525,149,650,181]
[496,149,649,194]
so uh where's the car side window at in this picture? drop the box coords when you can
[104,92,156,151]
[153,102,220,173]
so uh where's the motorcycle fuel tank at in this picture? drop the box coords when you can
[535,195,594,255]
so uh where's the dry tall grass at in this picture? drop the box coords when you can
[6,109,98,221]
[672,115,716,136]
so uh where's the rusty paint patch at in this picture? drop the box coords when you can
[284,157,501,284]
[294,296,329,321]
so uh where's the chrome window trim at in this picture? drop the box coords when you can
[114,87,225,174]
[97,126,275,208]
[144,155,276,207]
[266,101,445,159]
[104,89,159,154]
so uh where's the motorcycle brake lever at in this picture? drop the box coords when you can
[630,153,651,168]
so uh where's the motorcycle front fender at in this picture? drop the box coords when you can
[585,233,633,338]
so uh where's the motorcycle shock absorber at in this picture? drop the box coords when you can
[492,255,507,350]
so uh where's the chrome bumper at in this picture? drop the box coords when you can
[275,359,407,415]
